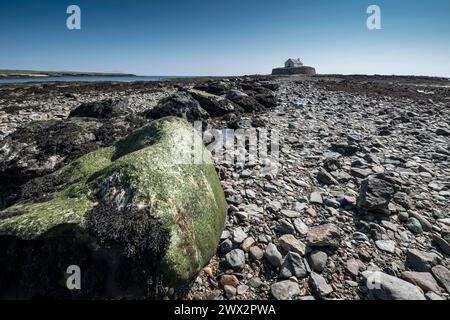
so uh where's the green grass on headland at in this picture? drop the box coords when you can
[0,69,136,79]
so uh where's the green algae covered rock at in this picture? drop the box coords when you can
[0,116,227,298]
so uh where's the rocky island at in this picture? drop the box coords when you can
[272,58,316,75]
[0,74,449,300]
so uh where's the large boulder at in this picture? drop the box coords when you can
[362,271,426,300]
[227,95,266,112]
[68,98,129,119]
[189,89,238,116]
[0,117,227,299]
[145,92,209,122]
[0,116,143,209]
[357,177,395,214]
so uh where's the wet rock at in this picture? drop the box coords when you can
[228,95,265,112]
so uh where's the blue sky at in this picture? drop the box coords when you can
[1,0,449,76]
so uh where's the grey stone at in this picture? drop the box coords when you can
[431,265,450,293]
[317,168,339,185]
[224,285,237,298]
[267,200,282,212]
[220,275,239,287]
[270,280,300,300]
[362,271,426,300]
[350,167,372,178]
[293,218,309,236]
[248,277,263,288]
[357,177,394,214]
[309,250,328,273]
[225,249,246,270]
[410,212,433,232]
[249,246,264,260]
[232,227,248,244]
[425,292,445,300]
[279,252,308,279]
[276,219,295,234]
[264,183,278,193]
[281,209,300,218]
[353,232,370,242]
[309,192,323,204]
[307,223,341,248]
[324,198,341,209]
[236,284,249,295]
[401,271,442,293]
[375,240,396,254]
[393,192,413,209]
[432,234,450,255]
[406,217,423,234]
[220,239,233,254]
[279,234,306,256]
[264,243,283,267]
[309,272,333,298]
[346,258,362,277]
[406,249,440,272]
[398,212,409,222]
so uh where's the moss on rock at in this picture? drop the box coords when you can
[0,116,227,297]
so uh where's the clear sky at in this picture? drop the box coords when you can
[1,0,449,76]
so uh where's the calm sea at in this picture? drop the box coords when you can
[0,76,181,84]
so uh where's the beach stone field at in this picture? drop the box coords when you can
[0,74,449,300]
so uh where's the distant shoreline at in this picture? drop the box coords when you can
[0,70,136,79]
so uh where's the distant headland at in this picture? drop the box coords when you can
[0,69,136,79]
